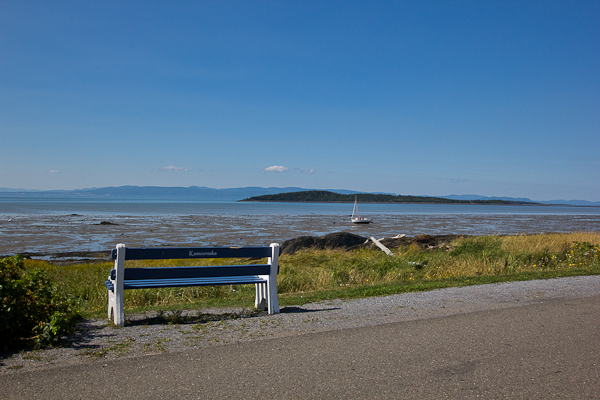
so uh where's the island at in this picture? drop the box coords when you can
[239,190,538,205]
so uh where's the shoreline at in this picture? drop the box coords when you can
[2,212,599,258]
[4,231,598,263]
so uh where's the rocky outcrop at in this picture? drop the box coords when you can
[281,232,466,254]
[281,232,367,255]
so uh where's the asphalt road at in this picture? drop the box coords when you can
[2,295,599,399]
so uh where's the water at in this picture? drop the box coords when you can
[1,197,599,257]
[2,196,600,216]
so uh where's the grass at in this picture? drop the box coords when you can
[21,232,600,318]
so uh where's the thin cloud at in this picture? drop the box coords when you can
[301,169,315,174]
[443,178,471,184]
[50,170,59,173]
[154,165,188,172]
[264,165,289,173]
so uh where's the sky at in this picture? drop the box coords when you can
[1,0,599,201]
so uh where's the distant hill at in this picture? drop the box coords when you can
[441,194,600,207]
[0,186,360,202]
[441,194,535,203]
[1,186,597,205]
[241,190,538,205]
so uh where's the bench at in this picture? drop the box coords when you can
[105,243,280,326]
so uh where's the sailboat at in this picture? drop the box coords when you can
[351,195,372,224]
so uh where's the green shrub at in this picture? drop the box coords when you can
[0,256,78,349]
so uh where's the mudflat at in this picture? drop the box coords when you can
[2,212,599,261]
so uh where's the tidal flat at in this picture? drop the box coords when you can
[2,212,599,261]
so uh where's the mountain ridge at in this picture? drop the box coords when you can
[0,186,598,206]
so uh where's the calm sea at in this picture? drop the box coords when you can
[1,197,599,256]
[2,196,600,216]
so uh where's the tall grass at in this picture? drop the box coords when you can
[22,232,600,316]
[29,257,260,316]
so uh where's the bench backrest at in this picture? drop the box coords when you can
[111,246,276,261]
[111,245,280,281]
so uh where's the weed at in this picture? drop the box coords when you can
[14,232,599,319]
[22,353,42,361]
[145,338,170,352]
[79,338,135,358]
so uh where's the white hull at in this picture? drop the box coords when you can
[351,195,372,224]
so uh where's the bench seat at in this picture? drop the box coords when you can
[105,274,269,291]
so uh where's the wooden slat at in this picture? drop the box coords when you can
[105,275,267,292]
[123,264,271,280]
[122,275,267,289]
[111,246,272,260]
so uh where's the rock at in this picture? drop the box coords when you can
[280,233,466,255]
[281,236,322,254]
[409,234,463,249]
[281,232,367,255]
[322,232,367,249]
[411,234,436,247]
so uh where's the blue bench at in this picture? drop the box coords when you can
[105,243,280,326]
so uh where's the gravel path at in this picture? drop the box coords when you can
[2,275,599,375]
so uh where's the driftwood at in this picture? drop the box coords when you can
[369,237,394,256]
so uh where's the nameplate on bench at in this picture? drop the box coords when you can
[110,246,273,260]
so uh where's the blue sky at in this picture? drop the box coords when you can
[1,0,599,201]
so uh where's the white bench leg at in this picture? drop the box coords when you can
[110,244,126,326]
[267,243,280,314]
[255,283,266,311]
[108,281,116,320]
